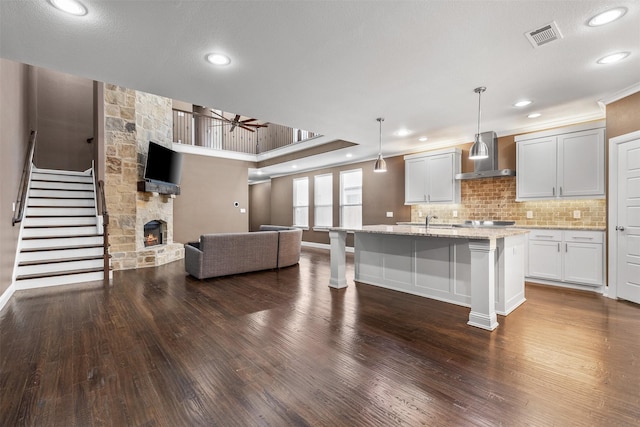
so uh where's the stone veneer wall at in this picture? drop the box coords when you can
[410,176,606,228]
[104,84,184,270]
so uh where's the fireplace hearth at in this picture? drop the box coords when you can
[144,221,164,247]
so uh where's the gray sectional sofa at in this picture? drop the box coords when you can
[184,225,302,279]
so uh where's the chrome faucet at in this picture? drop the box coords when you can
[426,215,438,227]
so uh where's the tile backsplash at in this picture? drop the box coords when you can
[410,177,606,228]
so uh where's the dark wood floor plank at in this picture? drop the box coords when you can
[1,248,640,426]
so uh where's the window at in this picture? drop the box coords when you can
[293,177,309,227]
[340,169,362,228]
[314,174,333,227]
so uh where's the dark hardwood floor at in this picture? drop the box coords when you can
[1,247,639,426]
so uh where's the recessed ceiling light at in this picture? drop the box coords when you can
[49,0,87,16]
[206,53,231,66]
[418,136,428,142]
[514,100,532,107]
[588,7,627,26]
[597,51,630,64]
[395,129,411,137]
[528,113,542,118]
[346,153,353,158]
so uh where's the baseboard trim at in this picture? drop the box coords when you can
[0,283,16,313]
[302,241,354,253]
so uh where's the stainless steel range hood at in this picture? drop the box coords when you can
[455,131,516,180]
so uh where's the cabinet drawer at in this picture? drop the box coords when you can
[564,230,603,243]
[528,229,563,241]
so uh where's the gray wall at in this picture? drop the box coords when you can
[0,59,30,299]
[173,153,252,243]
[33,67,94,172]
[249,181,272,231]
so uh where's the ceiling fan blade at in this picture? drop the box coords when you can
[238,124,256,132]
[240,118,259,123]
[229,123,237,132]
[210,110,230,121]
[233,114,241,123]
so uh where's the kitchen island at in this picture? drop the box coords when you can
[329,225,529,330]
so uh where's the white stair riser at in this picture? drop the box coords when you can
[17,259,104,276]
[19,247,104,263]
[22,226,98,238]
[15,271,109,290]
[29,189,94,199]
[21,236,104,249]
[28,198,95,207]
[24,217,97,227]
[26,207,95,217]
[30,181,94,191]
[31,172,93,184]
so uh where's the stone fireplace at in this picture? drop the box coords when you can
[104,86,184,270]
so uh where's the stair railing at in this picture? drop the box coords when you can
[12,130,37,226]
[97,179,110,283]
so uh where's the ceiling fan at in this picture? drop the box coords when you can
[210,110,268,132]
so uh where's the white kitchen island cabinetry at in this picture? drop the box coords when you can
[329,225,529,330]
[516,121,605,201]
[404,148,461,204]
[526,229,605,289]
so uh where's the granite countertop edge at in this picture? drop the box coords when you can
[396,222,605,231]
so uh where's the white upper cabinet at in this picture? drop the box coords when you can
[516,122,605,201]
[404,148,461,205]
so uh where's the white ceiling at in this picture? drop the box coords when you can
[1,1,639,181]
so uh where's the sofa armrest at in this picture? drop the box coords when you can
[184,243,204,279]
[186,241,200,250]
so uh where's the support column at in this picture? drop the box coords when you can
[328,230,348,289]
[467,239,498,330]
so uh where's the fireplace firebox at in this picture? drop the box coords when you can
[144,221,164,247]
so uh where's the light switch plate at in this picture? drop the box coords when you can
[573,210,581,219]
[452,210,458,218]
[526,211,533,219]
[386,211,393,218]
[240,208,246,214]
[418,210,423,217]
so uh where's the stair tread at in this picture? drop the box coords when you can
[19,255,104,267]
[24,224,97,228]
[22,234,103,240]
[16,267,105,281]
[21,243,105,253]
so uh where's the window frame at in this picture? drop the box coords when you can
[314,173,333,228]
[339,168,363,229]
[292,177,309,228]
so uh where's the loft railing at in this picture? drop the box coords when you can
[172,109,318,155]
[12,130,37,226]
[97,179,110,284]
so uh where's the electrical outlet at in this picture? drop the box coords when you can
[12,202,15,213]
[418,210,423,218]
[386,211,393,218]
[573,210,581,219]
[526,211,533,219]
[452,210,458,218]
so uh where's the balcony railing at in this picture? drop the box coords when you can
[172,109,318,155]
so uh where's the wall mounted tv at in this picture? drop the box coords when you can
[143,141,184,186]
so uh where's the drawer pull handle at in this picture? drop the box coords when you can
[572,237,594,240]
[535,235,555,238]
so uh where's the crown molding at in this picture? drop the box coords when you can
[598,82,640,106]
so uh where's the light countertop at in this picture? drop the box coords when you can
[396,222,605,232]
[330,224,529,241]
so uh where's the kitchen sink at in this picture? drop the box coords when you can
[458,220,515,228]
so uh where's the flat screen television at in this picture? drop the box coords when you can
[143,141,184,186]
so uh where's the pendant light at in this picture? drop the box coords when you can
[374,117,387,173]
[469,86,489,160]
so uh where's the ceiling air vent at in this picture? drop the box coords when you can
[525,21,563,48]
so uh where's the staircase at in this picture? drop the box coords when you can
[14,167,110,289]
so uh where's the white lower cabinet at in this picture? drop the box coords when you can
[526,229,604,288]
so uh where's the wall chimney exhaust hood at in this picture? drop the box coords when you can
[455,131,516,180]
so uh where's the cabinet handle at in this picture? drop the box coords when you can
[572,236,594,240]
[557,242,560,252]
[428,194,431,202]
[560,187,563,196]
[565,243,568,252]
[616,226,625,231]
[535,234,555,238]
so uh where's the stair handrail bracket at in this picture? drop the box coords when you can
[12,130,37,226]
